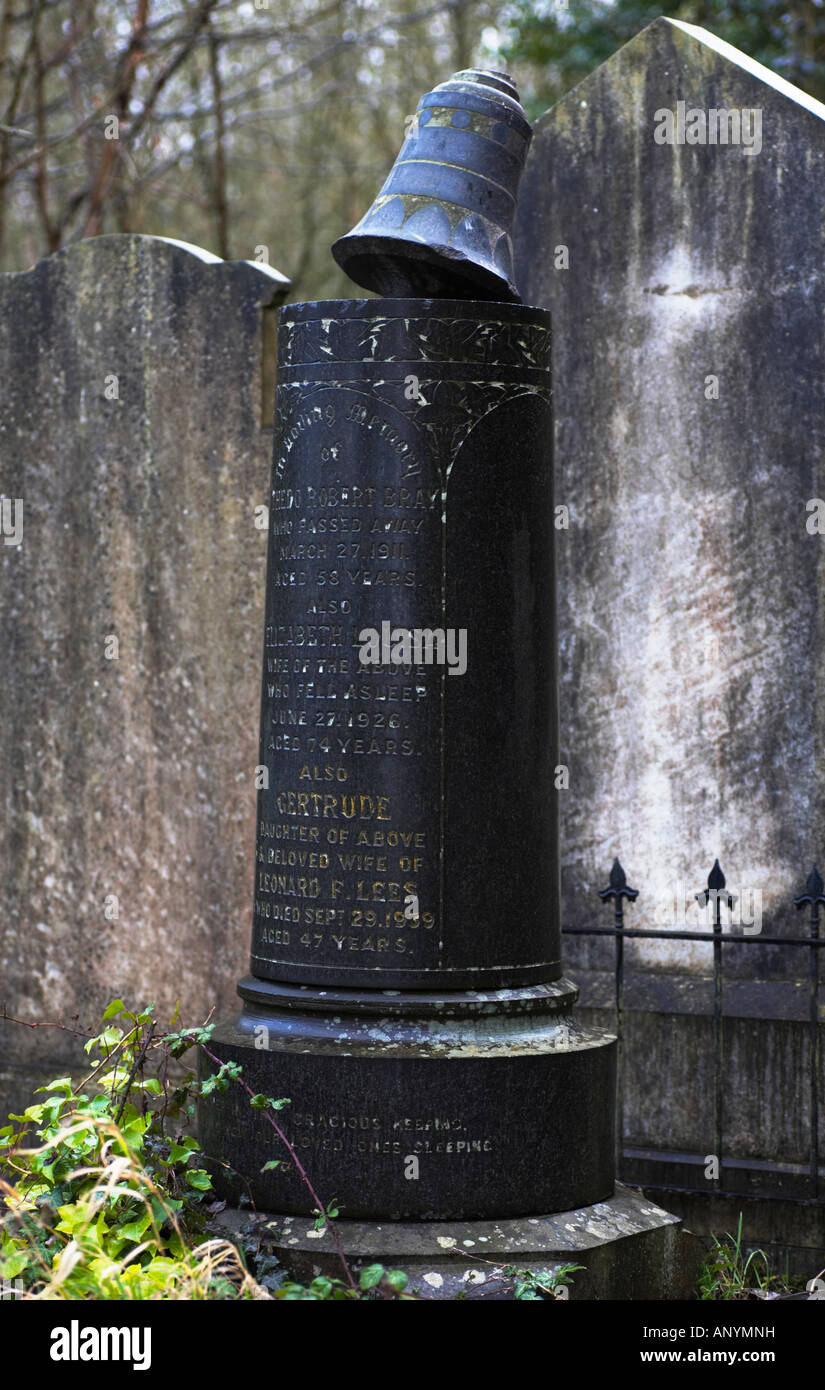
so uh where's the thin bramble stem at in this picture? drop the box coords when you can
[196,1038,357,1292]
[113,1023,155,1126]
[1,1007,92,1037]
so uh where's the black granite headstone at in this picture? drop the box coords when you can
[201,295,616,1220]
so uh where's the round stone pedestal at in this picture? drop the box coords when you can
[199,975,616,1220]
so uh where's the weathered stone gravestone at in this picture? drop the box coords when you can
[516,17,825,968]
[514,19,825,1253]
[0,234,288,1115]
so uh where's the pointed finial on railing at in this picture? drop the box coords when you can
[599,858,639,904]
[695,858,736,910]
[794,864,825,909]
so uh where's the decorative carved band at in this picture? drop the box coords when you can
[277,310,551,374]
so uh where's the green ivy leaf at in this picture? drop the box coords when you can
[117,1213,152,1244]
[359,1263,385,1290]
[249,1092,289,1112]
[185,1169,212,1191]
[167,1138,199,1163]
[0,1251,29,1279]
[35,1077,73,1096]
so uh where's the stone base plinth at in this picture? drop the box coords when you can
[212,1186,699,1299]
[199,976,616,1220]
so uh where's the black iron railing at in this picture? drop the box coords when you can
[563,859,824,1203]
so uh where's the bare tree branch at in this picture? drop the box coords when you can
[206,11,228,258]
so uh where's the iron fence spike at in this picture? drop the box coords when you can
[598,858,639,904]
[794,862,825,909]
[708,858,726,891]
[696,859,735,908]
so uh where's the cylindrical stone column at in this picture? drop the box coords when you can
[252,296,558,990]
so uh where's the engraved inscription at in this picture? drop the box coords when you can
[252,385,442,972]
[286,1111,494,1158]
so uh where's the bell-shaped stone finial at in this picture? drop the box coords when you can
[331,69,532,302]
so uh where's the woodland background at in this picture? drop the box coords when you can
[0,0,823,299]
